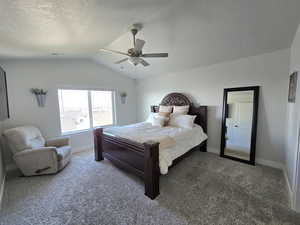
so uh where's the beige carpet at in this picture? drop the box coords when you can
[1,150,299,225]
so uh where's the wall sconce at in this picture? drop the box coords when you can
[120,92,127,104]
[31,88,47,107]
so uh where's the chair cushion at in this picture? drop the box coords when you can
[3,126,45,154]
[56,146,71,161]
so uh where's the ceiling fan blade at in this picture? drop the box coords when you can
[142,53,168,58]
[134,39,145,52]
[139,58,150,67]
[99,48,129,56]
[115,58,128,64]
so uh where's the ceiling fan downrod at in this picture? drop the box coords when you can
[131,28,138,46]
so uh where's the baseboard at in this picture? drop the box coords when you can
[256,158,283,169]
[72,145,93,154]
[0,173,6,210]
[282,166,295,210]
[207,147,220,154]
[208,149,284,170]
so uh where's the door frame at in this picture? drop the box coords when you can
[220,86,259,165]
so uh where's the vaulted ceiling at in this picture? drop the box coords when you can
[1,0,300,78]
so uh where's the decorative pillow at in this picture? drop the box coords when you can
[168,114,196,129]
[173,105,190,115]
[158,111,171,117]
[159,105,173,113]
[146,112,169,126]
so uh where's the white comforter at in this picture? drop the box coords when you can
[104,122,208,174]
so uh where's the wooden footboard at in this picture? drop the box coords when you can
[94,128,160,199]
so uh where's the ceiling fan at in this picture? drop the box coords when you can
[99,24,168,67]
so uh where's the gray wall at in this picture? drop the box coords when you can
[0,58,137,166]
[137,49,290,164]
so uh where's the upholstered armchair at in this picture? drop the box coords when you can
[3,126,71,176]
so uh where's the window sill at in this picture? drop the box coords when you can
[61,125,114,136]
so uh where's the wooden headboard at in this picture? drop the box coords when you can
[151,93,207,133]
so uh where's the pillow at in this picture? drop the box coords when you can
[168,114,196,129]
[173,105,190,115]
[152,116,166,127]
[146,112,169,126]
[146,112,158,123]
[159,105,173,113]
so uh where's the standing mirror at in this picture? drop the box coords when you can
[220,86,259,165]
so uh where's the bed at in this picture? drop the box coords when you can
[94,93,208,199]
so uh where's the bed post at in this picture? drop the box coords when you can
[144,141,160,199]
[94,128,104,161]
[200,141,207,152]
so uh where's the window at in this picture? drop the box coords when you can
[91,91,114,127]
[58,89,115,133]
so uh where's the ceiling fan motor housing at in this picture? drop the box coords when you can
[128,48,141,57]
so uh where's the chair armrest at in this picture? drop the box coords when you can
[14,147,57,157]
[13,147,59,176]
[46,137,70,148]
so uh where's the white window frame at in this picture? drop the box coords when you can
[58,88,116,135]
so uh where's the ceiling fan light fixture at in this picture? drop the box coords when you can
[129,57,140,66]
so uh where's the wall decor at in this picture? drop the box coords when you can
[288,71,298,103]
[31,88,48,107]
[120,92,127,104]
[0,66,9,121]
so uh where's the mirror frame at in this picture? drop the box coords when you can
[220,86,259,165]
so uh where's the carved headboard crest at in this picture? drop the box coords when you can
[160,93,192,106]
[150,92,207,133]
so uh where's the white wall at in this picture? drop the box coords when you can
[137,49,290,164]
[0,58,137,166]
[0,121,5,205]
[285,23,300,211]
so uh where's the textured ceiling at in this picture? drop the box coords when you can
[1,0,300,78]
[0,0,172,58]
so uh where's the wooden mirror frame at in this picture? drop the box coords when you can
[220,86,259,165]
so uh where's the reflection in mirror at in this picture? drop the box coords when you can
[224,91,254,161]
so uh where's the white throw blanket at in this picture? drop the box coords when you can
[104,122,208,174]
[105,123,176,150]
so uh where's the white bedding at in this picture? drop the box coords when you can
[104,122,208,174]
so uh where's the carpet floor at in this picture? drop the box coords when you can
[1,150,300,225]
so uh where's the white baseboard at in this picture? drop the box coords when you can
[256,158,283,169]
[72,145,93,154]
[207,148,283,169]
[0,174,6,210]
[207,147,220,154]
